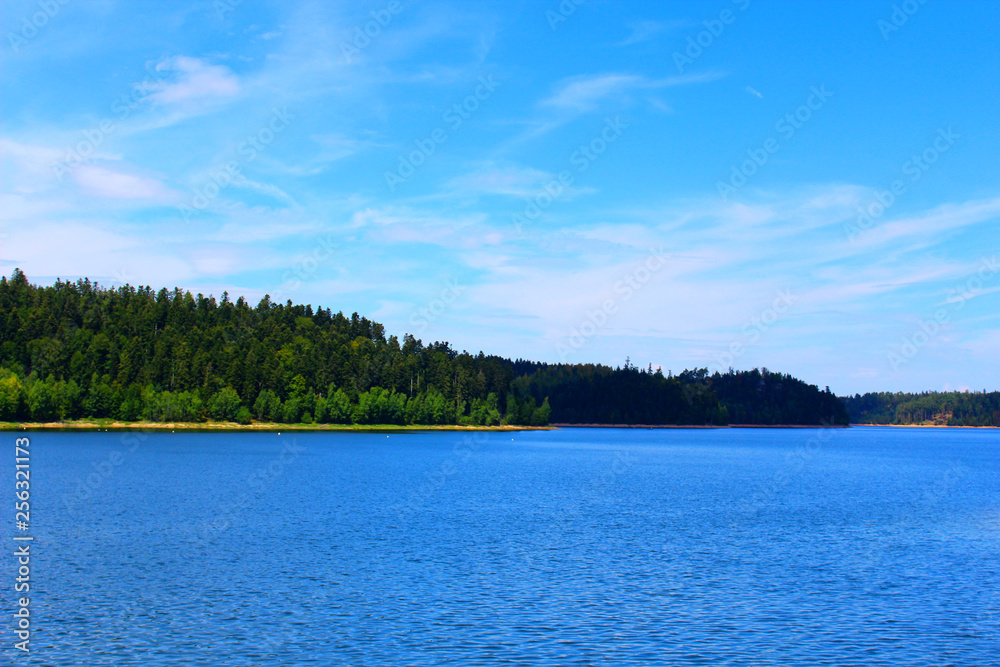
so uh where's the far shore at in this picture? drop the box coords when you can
[551,423,849,429]
[851,422,1000,429]
[0,420,554,433]
[5,421,992,433]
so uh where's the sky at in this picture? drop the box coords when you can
[1,0,998,396]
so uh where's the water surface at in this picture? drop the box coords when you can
[3,426,998,665]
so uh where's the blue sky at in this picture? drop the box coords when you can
[1,0,998,395]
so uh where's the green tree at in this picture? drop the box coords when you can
[531,397,551,426]
[234,406,252,425]
[325,389,353,424]
[253,389,282,422]
[281,398,302,424]
[83,375,115,418]
[26,377,58,422]
[54,379,82,420]
[209,387,243,422]
[0,371,24,420]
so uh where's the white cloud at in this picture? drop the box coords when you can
[146,56,241,106]
[506,70,726,144]
[72,165,173,201]
[854,197,1000,250]
[229,174,295,204]
[541,71,725,112]
[0,139,64,193]
[444,162,592,199]
[541,74,645,112]
[350,205,484,231]
[618,20,691,46]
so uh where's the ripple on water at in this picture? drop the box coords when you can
[12,428,1000,666]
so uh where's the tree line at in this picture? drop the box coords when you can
[0,270,547,426]
[0,270,847,427]
[515,363,848,426]
[842,391,1000,427]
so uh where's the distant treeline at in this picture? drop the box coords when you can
[517,364,849,426]
[842,391,1000,427]
[0,270,846,426]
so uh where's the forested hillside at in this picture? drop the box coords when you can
[516,364,849,426]
[0,270,847,427]
[513,363,728,425]
[0,270,549,426]
[710,368,849,426]
[842,391,1000,427]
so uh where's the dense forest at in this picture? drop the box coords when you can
[842,391,1000,427]
[515,364,848,426]
[0,270,848,427]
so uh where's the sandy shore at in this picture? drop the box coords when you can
[7,421,990,432]
[0,420,554,433]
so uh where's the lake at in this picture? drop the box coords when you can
[3,426,998,665]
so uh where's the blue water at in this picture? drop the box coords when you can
[2,426,998,665]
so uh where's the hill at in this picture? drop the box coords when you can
[0,270,848,427]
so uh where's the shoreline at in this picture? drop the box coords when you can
[551,423,725,429]
[6,421,992,432]
[550,423,850,429]
[0,420,555,433]
[850,422,1000,429]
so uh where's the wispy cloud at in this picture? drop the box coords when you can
[540,71,723,111]
[72,165,174,201]
[540,74,645,112]
[146,56,241,107]
[617,19,692,46]
[444,162,592,199]
[853,197,1000,251]
[512,70,725,143]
